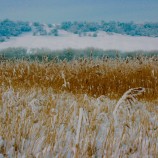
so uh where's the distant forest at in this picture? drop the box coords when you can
[0,19,158,42]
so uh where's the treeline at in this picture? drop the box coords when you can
[0,19,59,42]
[0,19,158,42]
[0,19,32,42]
[32,22,58,36]
[60,21,158,37]
[0,48,158,62]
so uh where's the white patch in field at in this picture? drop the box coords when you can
[0,31,158,51]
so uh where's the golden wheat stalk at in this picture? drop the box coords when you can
[113,87,145,114]
[113,87,145,126]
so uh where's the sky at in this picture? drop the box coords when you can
[0,0,158,23]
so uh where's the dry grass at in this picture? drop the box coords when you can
[0,88,158,157]
[0,57,158,157]
[0,57,158,100]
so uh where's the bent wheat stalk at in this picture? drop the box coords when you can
[113,87,145,125]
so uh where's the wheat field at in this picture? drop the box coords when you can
[0,56,158,157]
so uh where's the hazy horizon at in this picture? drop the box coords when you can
[0,0,158,23]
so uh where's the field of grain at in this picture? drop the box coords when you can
[0,57,158,157]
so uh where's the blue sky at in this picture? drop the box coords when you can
[0,0,158,23]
